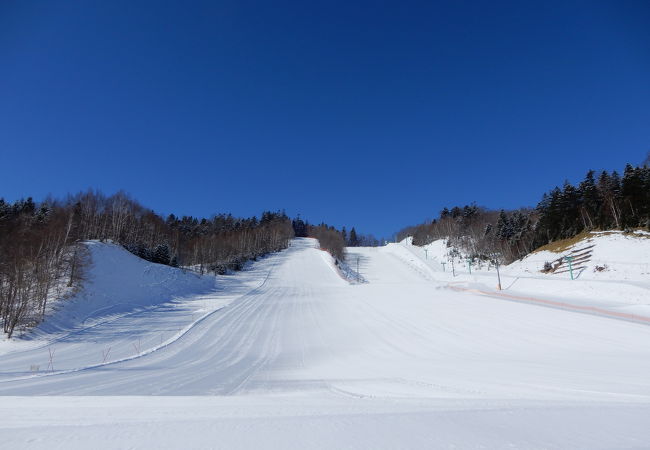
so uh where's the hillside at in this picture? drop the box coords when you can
[2,238,650,448]
[0,241,232,360]
[507,230,650,281]
[401,231,650,320]
[36,241,216,334]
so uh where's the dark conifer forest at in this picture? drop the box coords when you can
[399,162,650,264]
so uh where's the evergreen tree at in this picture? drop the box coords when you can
[559,181,581,237]
[598,170,622,229]
[292,217,308,237]
[0,199,9,221]
[153,244,171,265]
[538,187,563,242]
[495,210,512,241]
[348,227,359,247]
[621,164,644,227]
[34,203,51,224]
[462,204,478,220]
[578,170,599,229]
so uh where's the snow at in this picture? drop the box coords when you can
[400,231,650,320]
[39,241,217,331]
[508,230,650,281]
[2,237,650,449]
[405,230,650,282]
[0,241,262,375]
[4,396,650,450]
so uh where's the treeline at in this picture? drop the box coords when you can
[307,224,347,260]
[535,165,650,242]
[342,227,381,247]
[166,210,293,274]
[398,162,650,263]
[0,190,294,337]
[65,191,294,273]
[292,217,380,260]
[397,204,523,261]
[0,198,87,337]
[292,217,347,260]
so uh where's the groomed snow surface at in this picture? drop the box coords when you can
[1,237,650,449]
[408,231,650,321]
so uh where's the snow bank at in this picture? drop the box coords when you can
[31,241,216,337]
[398,237,451,273]
[505,230,650,281]
[402,231,650,282]
[398,232,650,316]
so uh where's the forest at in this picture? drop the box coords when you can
[0,191,294,337]
[398,162,650,264]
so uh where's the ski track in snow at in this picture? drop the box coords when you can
[2,238,650,449]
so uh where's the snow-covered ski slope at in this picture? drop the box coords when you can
[2,238,650,449]
[404,231,650,322]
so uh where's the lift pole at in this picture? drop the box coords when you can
[495,258,502,290]
[565,255,574,280]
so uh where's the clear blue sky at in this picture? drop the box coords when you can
[1,1,649,238]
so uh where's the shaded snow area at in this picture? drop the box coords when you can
[2,238,650,449]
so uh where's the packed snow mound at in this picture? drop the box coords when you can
[402,231,650,281]
[419,239,450,264]
[505,230,650,281]
[398,237,452,272]
[32,241,216,337]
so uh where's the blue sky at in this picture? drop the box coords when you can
[1,1,649,238]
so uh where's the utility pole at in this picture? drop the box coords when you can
[441,262,446,272]
[424,249,428,259]
[467,259,472,275]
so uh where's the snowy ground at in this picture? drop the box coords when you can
[1,238,650,449]
[403,231,650,322]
